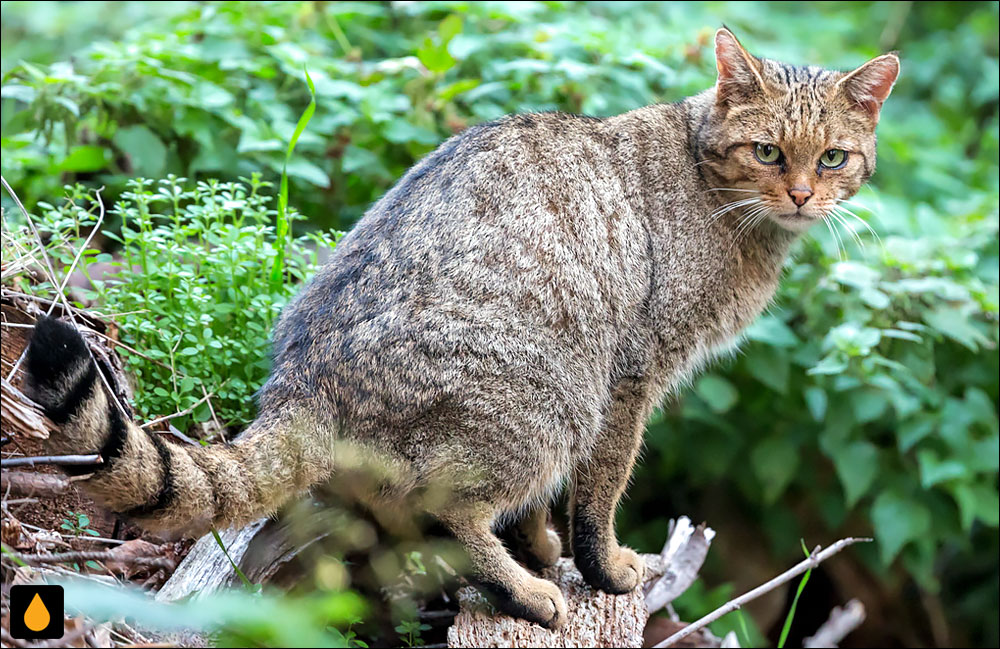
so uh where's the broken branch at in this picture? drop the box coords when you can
[655,537,871,648]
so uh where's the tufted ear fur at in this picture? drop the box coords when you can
[836,53,900,122]
[714,27,767,105]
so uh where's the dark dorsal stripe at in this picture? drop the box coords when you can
[45,362,97,425]
[120,433,177,518]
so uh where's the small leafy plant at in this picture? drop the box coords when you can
[60,511,99,537]
[28,176,340,434]
[394,618,431,648]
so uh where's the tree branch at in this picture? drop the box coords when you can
[655,537,871,648]
[1,454,103,469]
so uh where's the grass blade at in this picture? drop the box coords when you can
[269,66,317,289]
[211,528,259,592]
[777,540,814,648]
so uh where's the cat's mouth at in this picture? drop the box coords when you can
[771,210,821,231]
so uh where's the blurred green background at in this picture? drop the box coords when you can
[2,1,997,647]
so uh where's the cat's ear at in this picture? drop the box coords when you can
[714,27,767,104]
[836,53,900,122]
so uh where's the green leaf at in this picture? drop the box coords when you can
[437,78,480,102]
[417,37,456,73]
[950,482,1000,530]
[923,306,990,352]
[1,83,36,103]
[830,440,880,508]
[830,261,880,289]
[897,415,935,452]
[777,542,813,648]
[743,346,789,393]
[751,437,800,503]
[745,314,800,348]
[113,125,167,177]
[917,449,970,488]
[808,354,848,376]
[381,120,440,146]
[695,375,739,413]
[270,66,316,290]
[871,490,931,563]
[803,386,828,421]
[58,145,110,172]
[849,388,889,423]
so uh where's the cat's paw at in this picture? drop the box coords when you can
[535,528,563,568]
[577,545,644,595]
[499,576,568,630]
[517,527,562,572]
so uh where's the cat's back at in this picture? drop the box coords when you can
[264,112,655,433]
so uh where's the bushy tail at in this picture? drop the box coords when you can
[24,317,334,534]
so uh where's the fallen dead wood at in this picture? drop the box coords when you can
[0,378,52,439]
[6,548,175,571]
[1,470,73,496]
[804,599,867,648]
[156,518,270,602]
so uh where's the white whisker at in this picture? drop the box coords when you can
[707,197,761,222]
[823,215,847,260]
[729,204,771,250]
[703,188,761,194]
[830,210,865,253]
[835,204,884,249]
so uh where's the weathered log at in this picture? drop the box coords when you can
[156,518,270,602]
[447,556,650,648]
[448,517,718,648]
[0,378,52,439]
[0,470,72,496]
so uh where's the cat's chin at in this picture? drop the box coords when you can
[770,212,820,233]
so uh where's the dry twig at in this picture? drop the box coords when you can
[1,454,103,469]
[654,537,871,648]
[6,548,175,571]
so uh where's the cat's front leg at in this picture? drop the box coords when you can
[569,378,649,594]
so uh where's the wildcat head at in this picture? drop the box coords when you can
[699,28,899,233]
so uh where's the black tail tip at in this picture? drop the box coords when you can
[26,316,90,385]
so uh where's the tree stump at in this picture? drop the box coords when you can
[447,556,651,647]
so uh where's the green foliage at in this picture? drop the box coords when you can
[21,176,339,431]
[59,578,366,648]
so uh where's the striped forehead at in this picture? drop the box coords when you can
[762,61,841,143]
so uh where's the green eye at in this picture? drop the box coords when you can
[754,143,781,164]
[820,149,847,168]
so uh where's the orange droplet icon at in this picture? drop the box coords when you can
[24,593,50,632]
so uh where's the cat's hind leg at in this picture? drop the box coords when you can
[500,505,562,572]
[437,503,567,629]
[569,378,649,594]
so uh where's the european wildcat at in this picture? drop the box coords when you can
[24,29,898,629]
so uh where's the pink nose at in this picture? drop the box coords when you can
[788,187,813,207]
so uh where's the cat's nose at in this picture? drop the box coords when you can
[788,187,813,207]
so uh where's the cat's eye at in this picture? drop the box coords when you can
[819,149,847,169]
[754,143,781,165]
